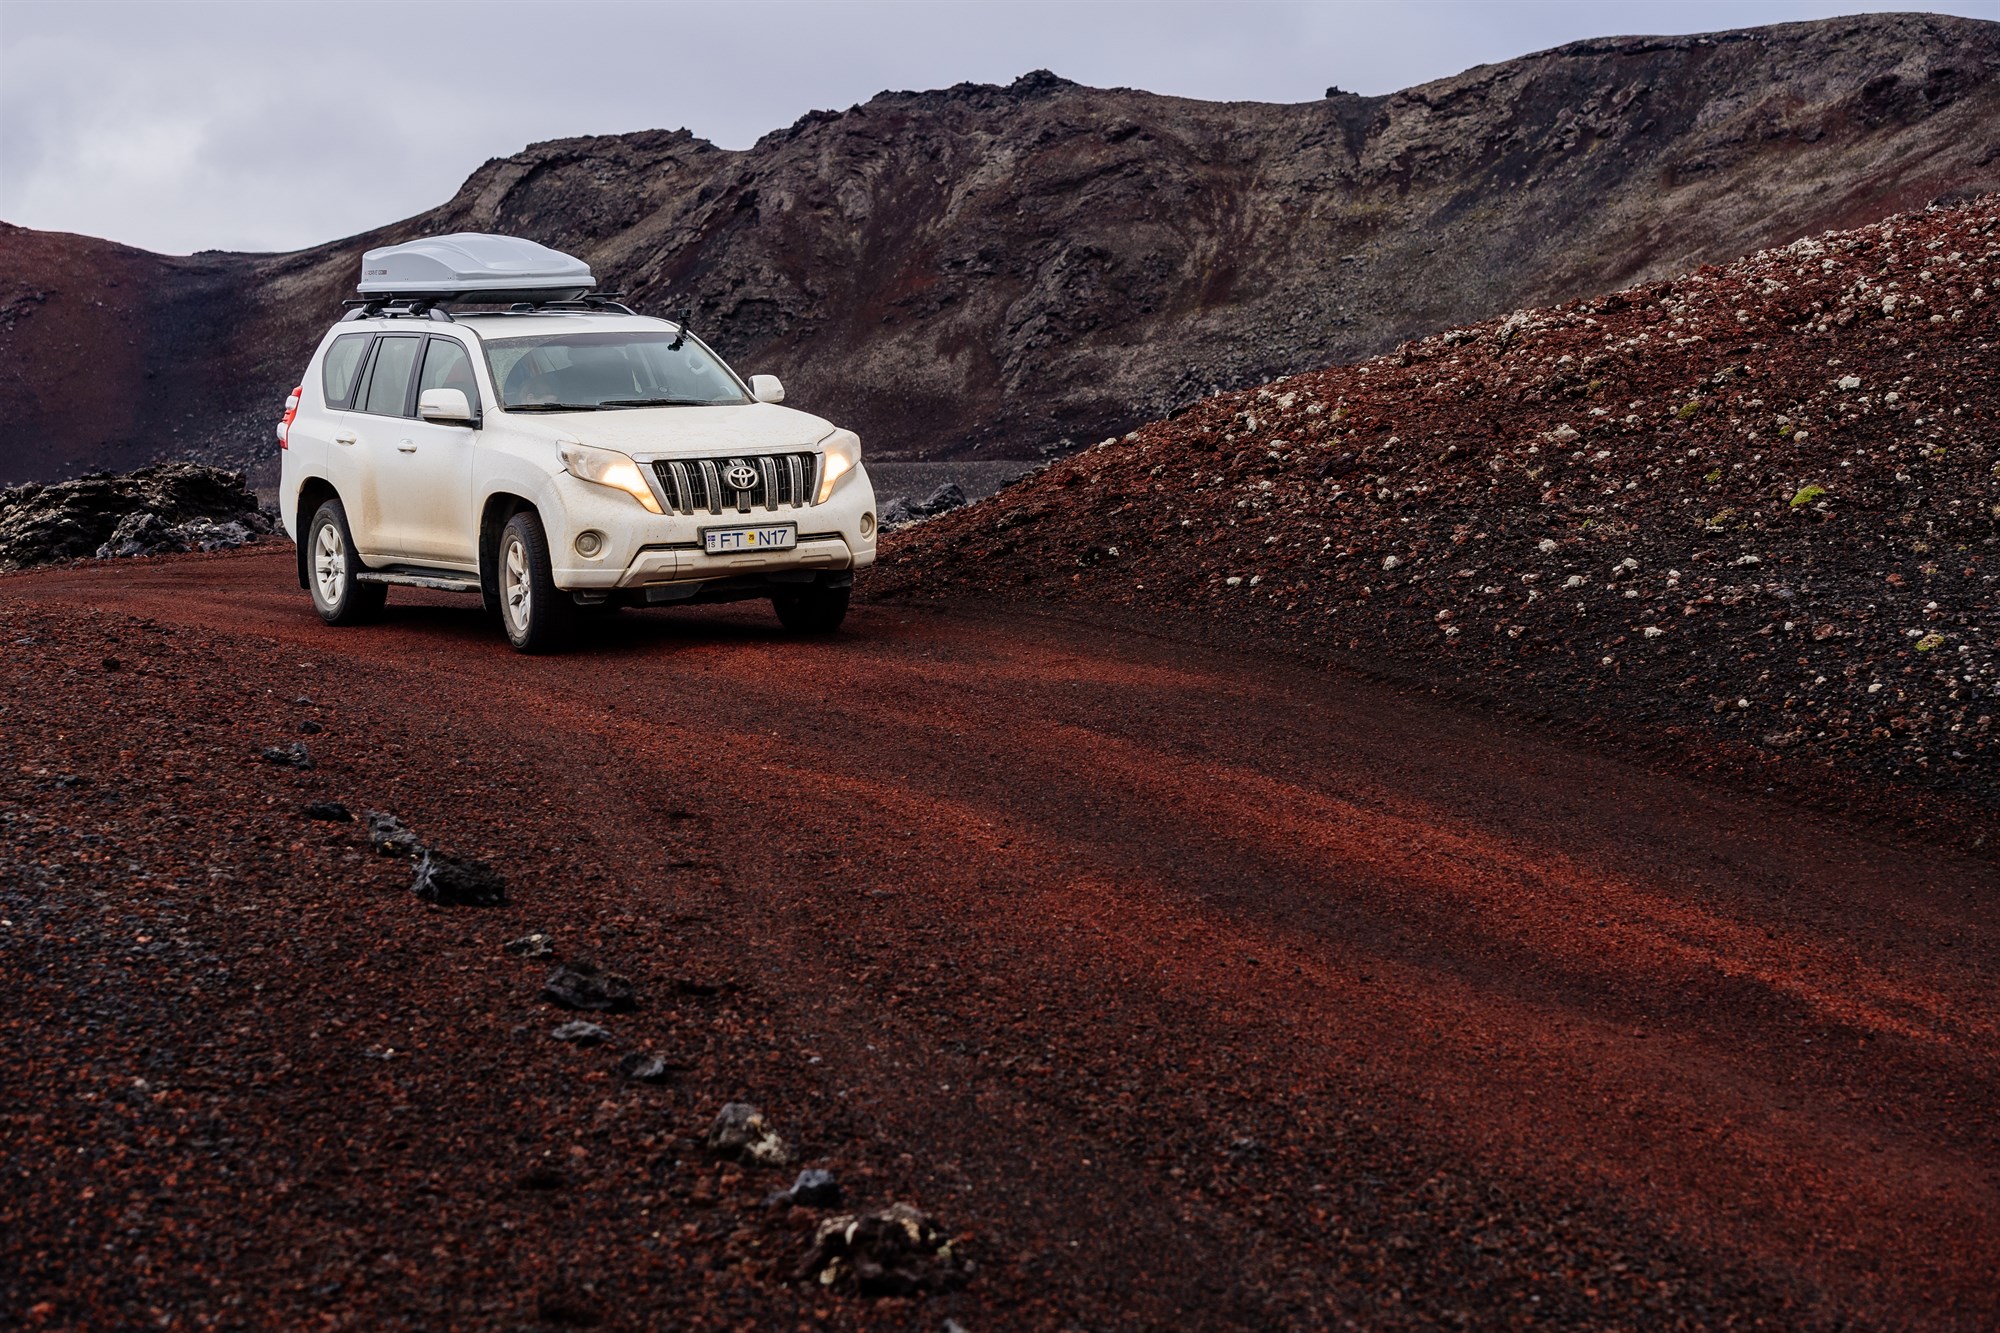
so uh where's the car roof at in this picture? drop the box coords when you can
[456,311,678,336]
[335,310,680,340]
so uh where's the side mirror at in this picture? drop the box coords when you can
[418,387,475,425]
[749,374,785,404]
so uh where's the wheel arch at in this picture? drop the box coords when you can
[294,476,340,590]
[479,491,537,605]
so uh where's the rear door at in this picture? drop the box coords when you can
[288,329,372,523]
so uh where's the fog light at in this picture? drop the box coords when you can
[859,512,876,538]
[574,530,604,557]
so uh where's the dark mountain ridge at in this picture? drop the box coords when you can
[2,12,1996,484]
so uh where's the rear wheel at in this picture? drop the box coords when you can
[306,499,386,626]
[497,510,573,653]
[773,583,850,635]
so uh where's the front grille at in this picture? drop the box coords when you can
[651,451,820,516]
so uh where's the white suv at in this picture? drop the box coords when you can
[276,234,876,652]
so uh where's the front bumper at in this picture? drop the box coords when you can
[614,534,855,587]
[549,462,877,591]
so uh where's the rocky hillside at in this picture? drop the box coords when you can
[0,225,247,483]
[3,13,1997,485]
[878,199,2000,820]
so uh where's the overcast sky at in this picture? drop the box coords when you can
[3,0,1995,255]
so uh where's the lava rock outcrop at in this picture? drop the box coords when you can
[0,463,269,572]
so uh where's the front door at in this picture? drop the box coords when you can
[374,336,481,569]
[339,333,426,563]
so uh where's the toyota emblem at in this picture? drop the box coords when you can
[723,462,759,491]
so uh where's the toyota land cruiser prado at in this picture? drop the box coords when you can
[276,234,876,652]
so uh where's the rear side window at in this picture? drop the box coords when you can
[360,335,423,417]
[417,337,481,414]
[321,333,371,409]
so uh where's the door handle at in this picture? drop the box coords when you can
[397,440,417,453]
[333,431,357,446]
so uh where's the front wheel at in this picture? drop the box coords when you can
[306,499,386,626]
[496,511,574,653]
[773,583,850,635]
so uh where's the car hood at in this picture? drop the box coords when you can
[499,401,837,458]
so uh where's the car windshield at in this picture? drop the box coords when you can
[483,329,750,411]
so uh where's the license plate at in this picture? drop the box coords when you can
[703,524,797,555]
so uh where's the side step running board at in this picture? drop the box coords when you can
[355,571,482,593]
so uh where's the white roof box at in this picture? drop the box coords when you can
[356,233,594,303]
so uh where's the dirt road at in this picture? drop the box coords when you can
[3,549,1995,1330]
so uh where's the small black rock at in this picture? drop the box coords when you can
[918,481,968,516]
[517,1166,567,1191]
[787,1167,843,1208]
[793,1202,968,1295]
[616,1051,676,1084]
[302,801,353,822]
[299,719,323,735]
[705,1101,791,1166]
[255,742,313,769]
[542,962,636,1013]
[503,932,556,959]
[535,1291,603,1328]
[364,811,421,857]
[411,850,507,907]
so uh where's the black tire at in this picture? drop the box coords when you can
[773,583,850,635]
[481,562,503,623]
[495,510,574,653]
[305,498,386,626]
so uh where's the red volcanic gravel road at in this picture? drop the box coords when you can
[3,548,1997,1330]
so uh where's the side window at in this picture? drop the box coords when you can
[361,335,422,417]
[417,337,482,415]
[321,333,371,409]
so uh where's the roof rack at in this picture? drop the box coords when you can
[506,292,638,315]
[339,298,458,323]
[337,293,645,323]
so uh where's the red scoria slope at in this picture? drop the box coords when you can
[877,199,2000,824]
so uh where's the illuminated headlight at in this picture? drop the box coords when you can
[816,429,861,504]
[559,440,662,515]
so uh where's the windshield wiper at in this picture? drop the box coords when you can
[503,402,605,413]
[596,397,720,408]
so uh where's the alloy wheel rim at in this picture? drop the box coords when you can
[502,537,531,635]
[314,522,345,605]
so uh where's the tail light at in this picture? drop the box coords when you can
[276,386,303,448]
